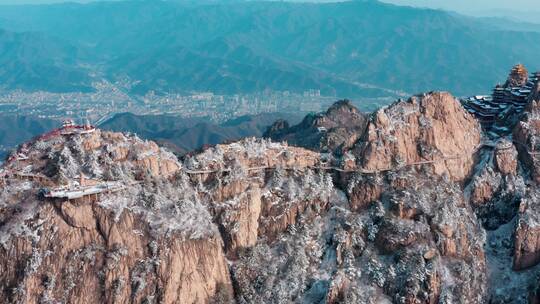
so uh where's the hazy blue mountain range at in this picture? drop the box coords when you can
[0,0,539,97]
[0,112,303,160]
[0,29,92,92]
[471,16,540,33]
[0,115,59,160]
[0,115,58,147]
[100,112,304,155]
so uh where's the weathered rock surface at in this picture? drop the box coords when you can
[7,87,540,303]
[184,138,334,254]
[186,139,320,171]
[511,79,540,271]
[346,173,383,211]
[513,191,540,270]
[494,139,518,175]
[81,130,181,179]
[468,167,502,207]
[356,92,481,181]
[514,100,540,183]
[264,100,369,154]
[0,131,231,304]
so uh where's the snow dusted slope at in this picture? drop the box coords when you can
[3,90,540,302]
[0,129,229,303]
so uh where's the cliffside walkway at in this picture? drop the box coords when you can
[183,141,493,176]
[43,182,125,200]
[0,171,51,183]
[2,140,498,201]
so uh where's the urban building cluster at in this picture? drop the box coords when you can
[0,80,390,124]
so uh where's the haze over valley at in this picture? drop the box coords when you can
[0,0,539,98]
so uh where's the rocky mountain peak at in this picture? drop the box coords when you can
[356,92,481,181]
[264,100,369,154]
[0,128,342,303]
[262,118,289,137]
[0,129,229,303]
[325,99,361,118]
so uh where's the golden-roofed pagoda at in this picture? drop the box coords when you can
[505,63,529,88]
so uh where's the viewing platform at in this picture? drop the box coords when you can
[42,181,124,200]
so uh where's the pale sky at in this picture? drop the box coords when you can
[0,0,535,8]
[380,0,540,23]
[0,0,122,4]
[0,0,538,15]
[381,0,538,12]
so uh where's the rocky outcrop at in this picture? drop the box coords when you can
[263,119,289,137]
[264,100,369,154]
[346,173,383,211]
[1,129,344,303]
[514,100,540,183]
[513,191,540,270]
[465,151,525,230]
[468,167,502,206]
[356,92,481,181]
[185,138,334,254]
[257,169,334,241]
[506,97,540,271]
[217,186,262,254]
[364,173,487,303]
[0,130,231,303]
[494,139,518,175]
[0,201,231,304]
[186,138,320,172]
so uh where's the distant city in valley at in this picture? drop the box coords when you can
[0,82,394,124]
[0,0,539,119]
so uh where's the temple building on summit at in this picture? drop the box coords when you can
[462,64,540,137]
[505,63,529,88]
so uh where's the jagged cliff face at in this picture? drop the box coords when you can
[511,100,540,273]
[3,90,540,303]
[0,130,232,304]
[355,92,481,181]
[0,131,338,303]
[462,88,540,302]
[264,100,369,155]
